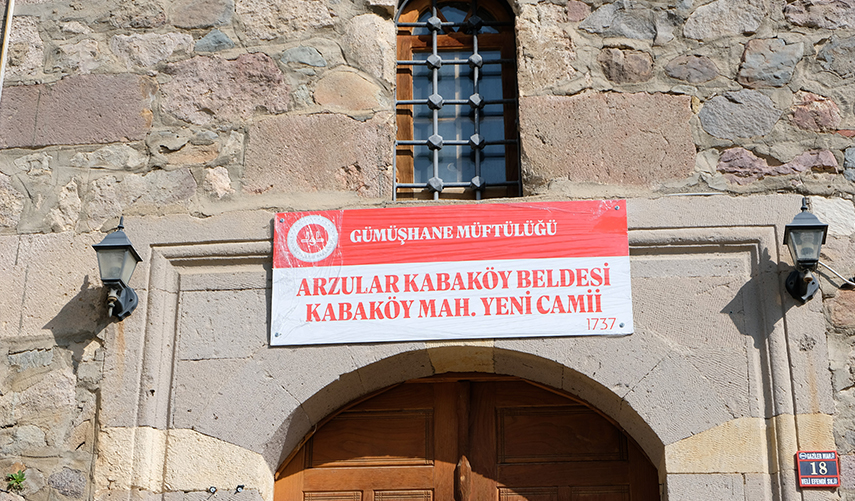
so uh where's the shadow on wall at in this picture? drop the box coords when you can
[720,247,790,350]
[42,274,113,365]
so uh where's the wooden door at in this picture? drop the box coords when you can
[275,376,659,501]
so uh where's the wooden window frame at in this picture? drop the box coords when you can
[395,0,519,200]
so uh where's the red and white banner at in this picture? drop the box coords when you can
[271,200,633,346]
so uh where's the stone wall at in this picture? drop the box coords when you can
[0,0,855,500]
[2,0,855,227]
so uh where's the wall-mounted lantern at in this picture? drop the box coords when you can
[783,198,828,303]
[93,217,142,320]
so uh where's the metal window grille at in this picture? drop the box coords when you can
[394,0,519,200]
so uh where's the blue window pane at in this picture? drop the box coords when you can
[413,2,499,35]
[412,50,505,184]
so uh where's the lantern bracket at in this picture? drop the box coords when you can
[106,281,139,320]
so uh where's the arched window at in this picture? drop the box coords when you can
[395,0,519,200]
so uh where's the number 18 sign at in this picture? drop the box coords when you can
[797,451,840,488]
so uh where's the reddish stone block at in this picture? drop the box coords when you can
[243,113,393,197]
[717,147,838,184]
[0,85,40,148]
[161,54,289,125]
[829,290,855,329]
[790,91,841,132]
[837,129,855,138]
[34,75,155,146]
[1,75,155,149]
[566,0,591,22]
[519,93,694,185]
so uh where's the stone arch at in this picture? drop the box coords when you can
[263,344,668,481]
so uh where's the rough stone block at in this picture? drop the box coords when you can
[343,14,395,85]
[597,47,653,83]
[161,54,289,125]
[169,351,313,455]
[0,75,155,149]
[7,349,54,371]
[0,492,25,501]
[665,55,719,83]
[349,344,433,392]
[789,91,841,132]
[665,418,768,473]
[243,112,393,197]
[785,150,838,173]
[235,0,333,42]
[109,0,165,28]
[4,17,44,80]
[566,0,591,22]
[811,197,855,236]
[579,1,656,40]
[49,38,108,75]
[281,46,326,67]
[11,366,77,421]
[46,179,83,232]
[168,0,233,28]
[683,0,766,41]
[517,4,576,94]
[110,33,194,69]
[715,147,834,184]
[0,84,40,148]
[70,144,148,172]
[17,232,106,341]
[785,0,855,29]
[737,38,804,88]
[255,345,362,424]
[366,0,395,15]
[666,474,745,500]
[85,169,197,229]
[194,29,235,52]
[171,358,251,428]
[828,290,855,328]
[177,289,268,360]
[818,36,855,78]
[699,90,782,140]
[842,454,855,489]
[204,166,234,198]
[0,173,25,229]
[519,93,694,186]
[168,400,288,493]
[623,353,734,445]
[48,467,86,498]
[426,340,494,374]
[313,70,386,114]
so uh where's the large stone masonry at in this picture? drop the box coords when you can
[1,0,855,500]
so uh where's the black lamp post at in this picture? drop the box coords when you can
[93,217,142,320]
[783,198,828,303]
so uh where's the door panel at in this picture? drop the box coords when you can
[309,410,435,467]
[375,491,433,501]
[499,487,558,501]
[275,377,659,501]
[496,406,626,463]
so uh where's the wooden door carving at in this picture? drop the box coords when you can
[275,376,659,501]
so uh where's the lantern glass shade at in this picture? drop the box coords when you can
[786,228,825,269]
[96,247,139,285]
